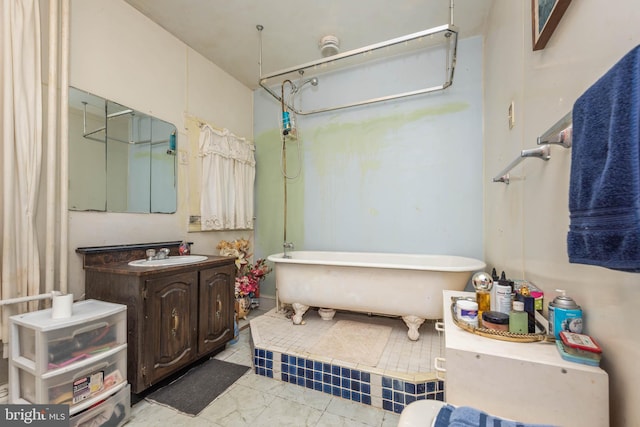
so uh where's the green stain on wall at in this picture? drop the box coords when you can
[254,128,306,255]
[308,102,469,178]
[254,101,468,291]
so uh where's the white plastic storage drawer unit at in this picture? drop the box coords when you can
[9,299,128,416]
[70,383,131,427]
[16,345,127,407]
[10,299,126,375]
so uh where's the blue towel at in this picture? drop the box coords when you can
[568,45,640,271]
[433,404,558,427]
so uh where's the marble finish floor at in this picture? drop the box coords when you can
[125,307,442,426]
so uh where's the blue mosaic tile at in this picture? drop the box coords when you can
[314,361,323,371]
[332,365,341,375]
[406,395,416,405]
[382,389,392,400]
[297,367,304,376]
[332,376,341,386]
[297,358,305,367]
[436,392,444,401]
[393,403,403,414]
[362,383,371,394]
[383,400,393,411]
[323,384,332,394]
[342,367,351,378]
[289,365,297,375]
[306,379,313,389]
[351,392,361,402]
[351,370,360,380]
[267,371,273,378]
[323,373,331,383]
[427,382,436,393]
[382,377,392,388]
[289,356,296,365]
[393,392,404,404]
[404,382,416,394]
[323,363,331,372]
[282,373,288,382]
[417,383,426,394]
[258,349,265,358]
[438,381,444,390]
[393,379,403,391]
[297,377,305,386]
[266,360,273,369]
[332,387,341,396]
[351,381,360,392]
[427,394,435,400]
[314,382,322,391]
[341,389,351,399]
[254,348,259,357]
[362,395,371,405]
[362,372,370,383]
[281,354,288,363]
[341,378,351,389]
[314,371,322,381]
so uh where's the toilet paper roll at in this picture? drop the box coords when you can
[51,293,73,319]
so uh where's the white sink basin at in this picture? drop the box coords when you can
[128,255,208,267]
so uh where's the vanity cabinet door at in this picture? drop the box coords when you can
[143,271,198,387]
[198,264,235,356]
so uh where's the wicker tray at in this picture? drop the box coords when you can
[450,296,555,343]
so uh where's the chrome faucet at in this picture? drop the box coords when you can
[157,248,170,259]
[146,249,156,261]
[146,248,170,261]
[283,242,294,258]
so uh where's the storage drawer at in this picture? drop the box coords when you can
[70,383,130,427]
[12,300,127,373]
[17,345,127,407]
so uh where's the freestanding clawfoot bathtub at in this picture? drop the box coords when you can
[267,251,486,340]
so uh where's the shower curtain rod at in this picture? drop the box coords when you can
[257,0,458,115]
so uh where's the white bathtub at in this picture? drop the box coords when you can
[267,251,486,340]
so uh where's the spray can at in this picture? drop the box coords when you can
[548,290,582,339]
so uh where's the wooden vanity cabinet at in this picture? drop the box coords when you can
[84,256,236,393]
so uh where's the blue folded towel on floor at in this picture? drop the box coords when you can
[433,404,558,427]
[568,45,640,272]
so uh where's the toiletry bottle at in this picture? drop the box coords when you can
[472,272,493,327]
[494,271,513,315]
[179,240,190,255]
[490,268,499,311]
[509,301,528,333]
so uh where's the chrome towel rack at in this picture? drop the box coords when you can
[493,111,572,184]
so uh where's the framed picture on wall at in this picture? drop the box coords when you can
[532,0,572,51]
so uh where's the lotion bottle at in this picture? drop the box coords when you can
[509,301,528,333]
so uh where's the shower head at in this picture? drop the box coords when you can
[292,77,319,94]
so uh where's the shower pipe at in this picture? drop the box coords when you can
[257,0,457,115]
[258,24,458,116]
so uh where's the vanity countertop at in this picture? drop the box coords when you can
[82,254,235,276]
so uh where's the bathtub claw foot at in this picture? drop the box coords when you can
[291,303,309,325]
[318,308,336,320]
[402,315,425,341]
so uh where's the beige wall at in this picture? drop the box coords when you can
[484,1,640,425]
[66,0,254,296]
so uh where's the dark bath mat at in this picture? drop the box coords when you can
[145,358,250,416]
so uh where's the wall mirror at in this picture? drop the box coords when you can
[68,87,177,213]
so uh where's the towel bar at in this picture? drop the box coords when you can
[537,111,573,148]
[492,145,550,184]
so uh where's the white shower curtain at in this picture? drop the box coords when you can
[0,0,43,343]
[199,125,255,230]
